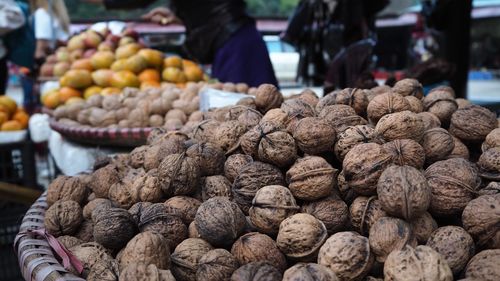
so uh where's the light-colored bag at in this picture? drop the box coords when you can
[0,0,25,36]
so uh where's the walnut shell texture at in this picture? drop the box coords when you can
[164,196,201,225]
[418,111,442,131]
[158,153,200,197]
[422,86,458,126]
[276,213,328,261]
[138,203,187,250]
[83,198,113,220]
[118,231,171,270]
[171,238,213,281]
[367,92,410,124]
[47,175,88,206]
[349,196,387,235]
[231,261,282,281]
[377,165,431,220]
[93,207,137,250]
[282,263,339,281]
[231,232,287,272]
[463,249,500,281]
[224,154,253,183]
[318,231,374,281]
[477,147,500,181]
[382,139,425,169]
[334,125,382,161]
[69,242,114,278]
[421,128,455,164]
[195,197,246,247]
[286,156,337,201]
[393,78,424,98]
[462,194,500,249]
[301,195,349,235]
[45,200,82,237]
[202,175,232,201]
[482,128,500,152]
[249,185,299,235]
[383,245,453,281]
[89,164,120,198]
[409,212,438,244]
[369,217,417,262]
[186,142,225,176]
[292,117,336,155]
[197,249,239,281]
[450,105,497,142]
[426,226,475,275]
[375,111,425,142]
[255,84,284,113]
[425,158,479,216]
[119,263,175,281]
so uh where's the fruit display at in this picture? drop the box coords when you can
[51,82,252,131]
[39,28,207,110]
[0,96,30,131]
[42,79,500,280]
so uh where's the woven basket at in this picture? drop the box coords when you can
[50,119,152,147]
[14,192,84,281]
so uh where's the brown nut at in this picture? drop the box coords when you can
[201,175,232,201]
[138,203,187,250]
[255,84,284,113]
[224,154,253,183]
[369,217,417,262]
[282,263,339,281]
[334,125,383,161]
[463,249,500,281]
[230,261,282,281]
[164,196,201,225]
[450,105,497,143]
[301,195,349,234]
[158,153,200,197]
[286,156,337,201]
[367,92,410,124]
[119,263,175,281]
[118,231,171,270]
[93,207,137,250]
[197,249,239,281]
[462,194,500,249]
[170,238,213,281]
[382,139,425,169]
[186,142,226,176]
[318,231,374,281]
[393,78,424,98]
[422,86,458,126]
[374,111,425,142]
[477,147,500,181]
[44,200,82,237]
[231,232,287,272]
[47,175,89,206]
[349,196,387,235]
[408,212,438,244]
[292,117,336,155]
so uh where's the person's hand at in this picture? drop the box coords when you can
[142,7,180,25]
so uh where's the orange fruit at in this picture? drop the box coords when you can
[84,86,103,99]
[0,96,18,116]
[138,69,161,83]
[59,87,82,103]
[184,66,203,82]
[162,67,187,83]
[90,51,115,70]
[1,120,22,131]
[182,59,197,69]
[111,59,128,72]
[60,70,93,89]
[71,58,93,71]
[12,111,29,129]
[124,54,148,74]
[0,111,8,125]
[0,104,11,118]
[110,70,140,89]
[140,80,161,90]
[115,43,141,59]
[101,87,121,96]
[138,49,164,68]
[42,91,61,109]
[164,56,183,69]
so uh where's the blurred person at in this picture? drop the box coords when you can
[0,0,26,94]
[85,0,278,87]
[29,0,70,62]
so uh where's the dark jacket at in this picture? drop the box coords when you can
[104,0,252,63]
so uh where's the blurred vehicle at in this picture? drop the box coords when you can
[264,35,299,85]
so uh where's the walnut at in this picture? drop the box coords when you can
[143,138,187,171]
[119,263,175,281]
[421,128,455,164]
[87,260,119,281]
[375,111,425,142]
[369,217,417,262]
[336,171,357,204]
[450,105,497,142]
[377,165,431,220]
[425,158,479,216]
[138,203,187,250]
[212,120,247,152]
[108,181,136,209]
[280,99,316,131]
[296,89,319,107]
[422,86,458,126]
[405,95,424,113]
[249,185,299,235]
[282,263,338,281]
[45,200,82,237]
[315,91,339,113]
[118,231,171,270]
[259,108,289,128]
[57,235,83,249]
[367,85,391,101]
[186,142,225,176]
[237,107,263,130]
[93,207,137,250]
[232,161,285,214]
[383,245,453,281]
[276,213,328,261]
[383,139,425,169]
[478,147,500,181]
[409,212,438,244]
[426,226,475,275]
[286,156,337,201]
[129,169,163,203]
[301,195,348,234]
[75,219,94,242]
[479,181,500,196]
[231,232,287,272]
[202,175,232,201]
[128,108,150,127]
[164,196,201,224]
[342,143,393,195]
[334,125,383,161]
[128,145,148,168]
[418,112,442,131]
[197,249,239,281]
[318,104,367,133]
[69,242,114,278]
[47,175,88,206]
[255,84,284,113]
[194,197,246,247]
[367,92,410,124]
[89,164,120,198]
[393,78,424,98]
[170,238,213,281]
[318,231,374,281]
[231,262,282,281]
[462,194,500,249]
[292,117,336,155]
[237,97,256,109]
[456,98,472,109]
[482,128,500,152]
[158,153,200,197]
[349,196,387,235]
[224,154,253,183]
[165,109,187,123]
[463,249,500,281]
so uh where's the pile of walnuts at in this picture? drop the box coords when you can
[44,80,500,281]
[52,81,252,131]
